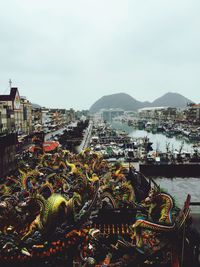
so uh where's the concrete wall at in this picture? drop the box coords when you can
[140,163,200,177]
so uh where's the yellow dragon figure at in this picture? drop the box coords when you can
[66,160,78,174]
[0,184,11,195]
[22,192,82,239]
[19,169,41,190]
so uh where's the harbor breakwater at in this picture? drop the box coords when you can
[140,163,200,177]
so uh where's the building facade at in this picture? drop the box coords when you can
[100,109,124,122]
[185,104,200,123]
[0,88,32,135]
[138,106,177,121]
[0,133,17,178]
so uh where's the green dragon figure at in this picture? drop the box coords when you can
[22,192,82,239]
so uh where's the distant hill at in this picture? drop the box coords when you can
[89,93,144,113]
[89,92,193,113]
[152,92,193,108]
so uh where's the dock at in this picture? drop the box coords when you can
[140,163,200,177]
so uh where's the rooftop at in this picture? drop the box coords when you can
[0,88,18,102]
[138,106,168,112]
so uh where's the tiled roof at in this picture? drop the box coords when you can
[0,88,17,101]
[190,104,200,108]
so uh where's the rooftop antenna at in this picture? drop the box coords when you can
[9,79,12,89]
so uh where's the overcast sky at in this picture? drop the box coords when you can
[0,0,199,109]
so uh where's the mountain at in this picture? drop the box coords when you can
[152,92,193,108]
[89,93,143,113]
[89,92,193,113]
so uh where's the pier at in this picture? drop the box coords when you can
[140,163,200,177]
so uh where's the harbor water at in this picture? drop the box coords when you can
[111,122,200,209]
[111,122,194,152]
[154,177,200,212]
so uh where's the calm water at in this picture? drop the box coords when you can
[111,122,194,153]
[111,122,200,209]
[154,177,200,208]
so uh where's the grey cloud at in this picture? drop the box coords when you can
[0,0,200,108]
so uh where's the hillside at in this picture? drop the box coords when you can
[89,93,144,113]
[89,92,193,113]
[152,92,193,108]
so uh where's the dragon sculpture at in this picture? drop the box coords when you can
[0,146,198,266]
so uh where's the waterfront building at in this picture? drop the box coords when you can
[17,96,32,134]
[0,88,18,134]
[32,106,42,129]
[66,108,76,122]
[76,109,89,120]
[138,107,166,120]
[100,108,124,122]
[41,108,50,128]
[48,108,74,128]
[32,107,76,132]
[0,102,9,134]
[138,106,177,121]
[0,87,32,135]
[186,104,200,123]
[0,133,17,178]
[0,88,33,177]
